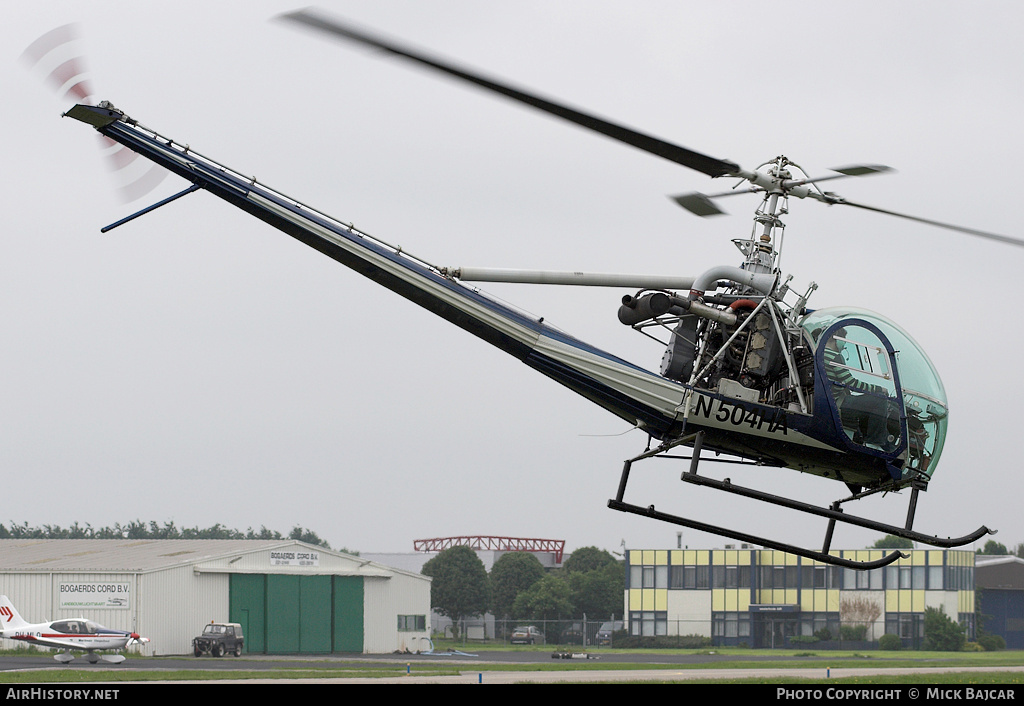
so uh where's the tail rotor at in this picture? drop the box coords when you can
[22,24,168,203]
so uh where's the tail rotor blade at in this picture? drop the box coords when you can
[21,23,94,103]
[25,25,169,204]
[118,165,169,204]
[19,23,77,65]
[97,134,140,170]
[97,134,168,203]
[49,56,94,102]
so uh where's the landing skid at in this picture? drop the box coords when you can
[608,431,995,569]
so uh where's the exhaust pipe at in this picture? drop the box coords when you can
[618,293,737,326]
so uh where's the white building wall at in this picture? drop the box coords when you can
[0,572,144,654]
[841,591,886,641]
[924,589,960,619]
[0,573,54,637]
[666,590,712,637]
[362,573,431,653]
[363,576,392,653]
[138,566,229,656]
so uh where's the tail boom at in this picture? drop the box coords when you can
[66,103,686,437]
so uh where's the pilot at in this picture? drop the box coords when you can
[907,412,931,471]
[822,329,896,451]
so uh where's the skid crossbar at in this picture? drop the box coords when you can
[678,473,994,549]
[607,498,904,569]
[608,431,994,569]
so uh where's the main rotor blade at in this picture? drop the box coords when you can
[784,164,894,188]
[835,198,1024,247]
[671,188,762,216]
[279,9,740,178]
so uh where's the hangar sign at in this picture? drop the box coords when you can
[58,582,131,609]
[270,550,320,567]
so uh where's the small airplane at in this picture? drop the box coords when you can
[0,595,148,664]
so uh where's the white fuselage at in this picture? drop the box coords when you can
[2,622,135,652]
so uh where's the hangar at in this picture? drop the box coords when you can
[0,539,430,656]
[976,555,1024,649]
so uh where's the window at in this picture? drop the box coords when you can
[948,564,974,590]
[868,567,883,590]
[630,564,669,589]
[629,611,667,637]
[799,612,839,638]
[960,612,975,640]
[886,565,930,589]
[884,613,924,648]
[759,565,799,589]
[670,565,710,589]
[712,612,751,639]
[802,565,840,589]
[842,566,882,590]
[712,565,751,589]
[397,615,426,631]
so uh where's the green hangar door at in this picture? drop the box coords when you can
[230,575,364,654]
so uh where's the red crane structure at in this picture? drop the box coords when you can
[413,536,565,564]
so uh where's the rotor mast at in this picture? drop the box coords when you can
[738,156,799,280]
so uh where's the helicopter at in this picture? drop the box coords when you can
[56,9,1015,569]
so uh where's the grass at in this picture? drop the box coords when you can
[0,667,462,683]
[1,669,1021,685]
[559,674,1024,685]
[434,639,1024,667]
[0,645,1021,683]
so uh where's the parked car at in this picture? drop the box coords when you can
[510,625,544,645]
[596,621,624,646]
[192,622,244,657]
[560,622,585,644]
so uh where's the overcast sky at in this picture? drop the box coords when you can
[4,1,1022,559]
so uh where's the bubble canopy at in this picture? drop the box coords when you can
[799,307,948,478]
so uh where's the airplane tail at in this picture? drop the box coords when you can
[0,596,29,631]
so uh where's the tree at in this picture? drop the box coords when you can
[871,535,913,549]
[512,574,573,621]
[563,547,617,574]
[490,552,545,619]
[977,540,1009,555]
[923,606,966,651]
[422,546,489,636]
[840,595,883,641]
[0,520,336,546]
[561,546,624,619]
[569,561,624,619]
[288,526,331,549]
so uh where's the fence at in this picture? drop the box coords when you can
[436,618,623,647]
[435,615,923,650]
